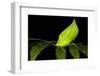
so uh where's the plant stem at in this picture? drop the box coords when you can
[69,43,83,51]
[29,38,56,46]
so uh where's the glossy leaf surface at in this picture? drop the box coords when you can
[56,47,66,59]
[30,42,49,60]
[69,45,80,58]
[56,19,79,47]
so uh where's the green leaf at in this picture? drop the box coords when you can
[56,47,66,59]
[56,19,79,47]
[77,43,88,56]
[69,45,80,59]
[30,42,50,60]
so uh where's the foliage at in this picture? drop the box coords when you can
[29,19,87,60]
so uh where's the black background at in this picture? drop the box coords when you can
[28,15,88,60]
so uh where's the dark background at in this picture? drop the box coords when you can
[28,15,88,60]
